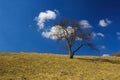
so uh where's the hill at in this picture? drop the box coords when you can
[0,52,120,80]
[112,51,120,57]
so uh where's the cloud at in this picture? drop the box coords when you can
[42,25,65,40]
[100,45,106,49]
[96,33,105,37]
[116,32,120,36]
[42,26,60,40]
[35,10,57,29]
[42,25,75,40]
[91,32,97,38]
[75,37,83,41]
[66,26,75,35]
[42,31,51,39]
[79,20,92,28]
[116,32,120,40]
[102,54,110,57]
[118,37,120,40]
[99,19,111,27]
[92,32,105,38]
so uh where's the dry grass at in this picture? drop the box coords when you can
[0,52,120,80]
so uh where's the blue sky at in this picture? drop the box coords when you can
[0,0,120,56]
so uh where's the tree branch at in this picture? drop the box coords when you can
[73,44,84,54]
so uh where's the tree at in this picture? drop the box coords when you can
[42,18,97,59]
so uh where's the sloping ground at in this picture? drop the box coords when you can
[112,51,120,57]
[0,53,120,80]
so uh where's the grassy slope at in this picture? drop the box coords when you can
[0,53,120,80]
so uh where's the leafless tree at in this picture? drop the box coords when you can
[42,18,97,59]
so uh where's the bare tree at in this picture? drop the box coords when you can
[42,18,97,59]
[56,19,97,58]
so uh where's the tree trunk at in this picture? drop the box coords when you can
[68,47,74,59]
[67,40,74,59]
[70,52,74,59]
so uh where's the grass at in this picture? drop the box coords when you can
[0,52,120,80]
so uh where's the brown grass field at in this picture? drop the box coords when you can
[0,52,120,80]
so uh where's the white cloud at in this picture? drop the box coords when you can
[42,30,61,40]
[79,20,92,28]
[92,32,105,38]
[116,32,120,36]
[76,37,83,41]
[99,19,111,27]
[42,31,51,39]
[96,33,105,37]
[42,25,75,40]
[66,26,75,35]
[36,10,57,29]
[118,37,120,40]
[116,32,120,40]
[102,54,110,57]
[42,25,65,40]
[91,32,97,38]
[100,45,106,49]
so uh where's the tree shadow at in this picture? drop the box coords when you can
[76,57,120,64]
